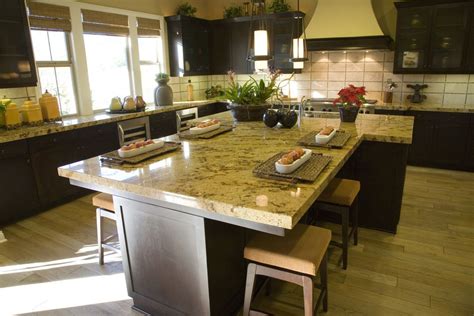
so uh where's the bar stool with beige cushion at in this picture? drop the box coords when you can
[243,224,331,316]
[92,193,120,265]
[314,178,360,270]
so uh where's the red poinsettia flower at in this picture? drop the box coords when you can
[333,85,367,108]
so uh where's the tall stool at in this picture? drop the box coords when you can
[314,178,360,270]
[92,193,120,265]
[243,224,331,316]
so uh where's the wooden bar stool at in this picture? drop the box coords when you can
[243,224,331,316]
[92,193,120,265]
[314,178,360,270]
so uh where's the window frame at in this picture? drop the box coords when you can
[29,0,168,116]
[33,30,79,116]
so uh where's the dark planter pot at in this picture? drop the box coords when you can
[227,103,270,122]
[338,105,359,122]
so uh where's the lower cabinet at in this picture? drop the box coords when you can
[29,130,86,208]
[198,102,229,118]
[406,111,472,171]
[150,111,178,139]
[0,140,40,225]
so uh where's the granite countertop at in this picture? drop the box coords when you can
[0,100,215,144]
[374,102,474,113]
[58,112,414,230]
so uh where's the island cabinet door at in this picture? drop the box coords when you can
[465,114,474,171]
[0,140,40,226]
[354,141,409,233]
[28,131,87,208]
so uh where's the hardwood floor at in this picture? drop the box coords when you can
[0,166,473,315]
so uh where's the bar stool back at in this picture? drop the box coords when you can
[243,224,331,316]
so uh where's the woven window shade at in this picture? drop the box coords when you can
[137,17,160,37]
[27,1,71,32]
[82,9,129,36]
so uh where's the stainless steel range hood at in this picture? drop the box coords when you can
[305,0,393,51]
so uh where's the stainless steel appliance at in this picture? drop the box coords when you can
[176,107,198,131]
[117,117,151,146]
[303,98,377,117]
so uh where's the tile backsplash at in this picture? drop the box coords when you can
[172,50,473,109]
[0,87,37,105]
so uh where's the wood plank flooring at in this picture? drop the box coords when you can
[0,166,473,315]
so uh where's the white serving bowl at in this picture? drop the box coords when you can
[118,139,164,158]
[190,121,221,135]
[275,149,312,174]
[315,128,337,145]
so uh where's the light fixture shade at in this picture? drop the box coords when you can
[293,38,305,69]
[254,30,268,56]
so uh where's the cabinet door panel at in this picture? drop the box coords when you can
[431,114,470,168]
[29,132,84,207]
[78,123,119,159]
[407,111,435,165]
[210,21,231,74]
[0,141,40,226]
[150,111,178,139]
[230,21,252,74]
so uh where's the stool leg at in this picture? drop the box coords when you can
[96,208,104,265]
[320,251,328,312]
[341,208,349,270]
[352,197,359,246]
[243,263,257,316]
[302,276,314,316]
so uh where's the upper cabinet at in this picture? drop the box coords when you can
[394,1,474,74]
[167,12,304,76]
[166,15,211,77]
[0,0,37,88]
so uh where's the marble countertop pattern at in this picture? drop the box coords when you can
[374,102,474,113]
[0,101,215,144]
[58,112,414,230]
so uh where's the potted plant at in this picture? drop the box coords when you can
[154,73,173,106]
[224,4,243,18]
[268,0,291,13]
[176,2,197,16]
[333,85,367,122]
[225,70,283,121]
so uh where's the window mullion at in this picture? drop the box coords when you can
[129,15,142,98]
[70,5,94,116]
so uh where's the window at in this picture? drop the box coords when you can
[138,37,163,103]
[31,30,78,116]
[84,34,131,110]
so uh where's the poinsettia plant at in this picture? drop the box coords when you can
[333,85,367,108]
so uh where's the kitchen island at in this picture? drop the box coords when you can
[58,112,413,315]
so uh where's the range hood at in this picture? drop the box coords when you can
[305,0,393,51]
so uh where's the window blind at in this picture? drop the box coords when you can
[136,17,160,37]
[82,9,129,36]
[27,1,71,32]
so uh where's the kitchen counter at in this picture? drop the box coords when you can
[374,102,474,113]
[58,112,413,315]
[0,100,215,144]
[59,112,413,230]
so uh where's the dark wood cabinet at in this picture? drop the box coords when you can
[210,20,232,74]
[394,1,474,74]
[336,141,409,233]
[150,111,178,139]
[271,13,302,73]
[166,15,210,77]
[77,123,119,159]
[229,20,253,74]
[0,140,40,226]
[406,111,473,171]
[29,131,86,207]
[466,115,474,169]
[467,7,474,72]
[374,109,407,116]
[198,102,229,117]
[0,0,37,88]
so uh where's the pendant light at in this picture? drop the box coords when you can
[290,0,308,69]
[247,0,272,72]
